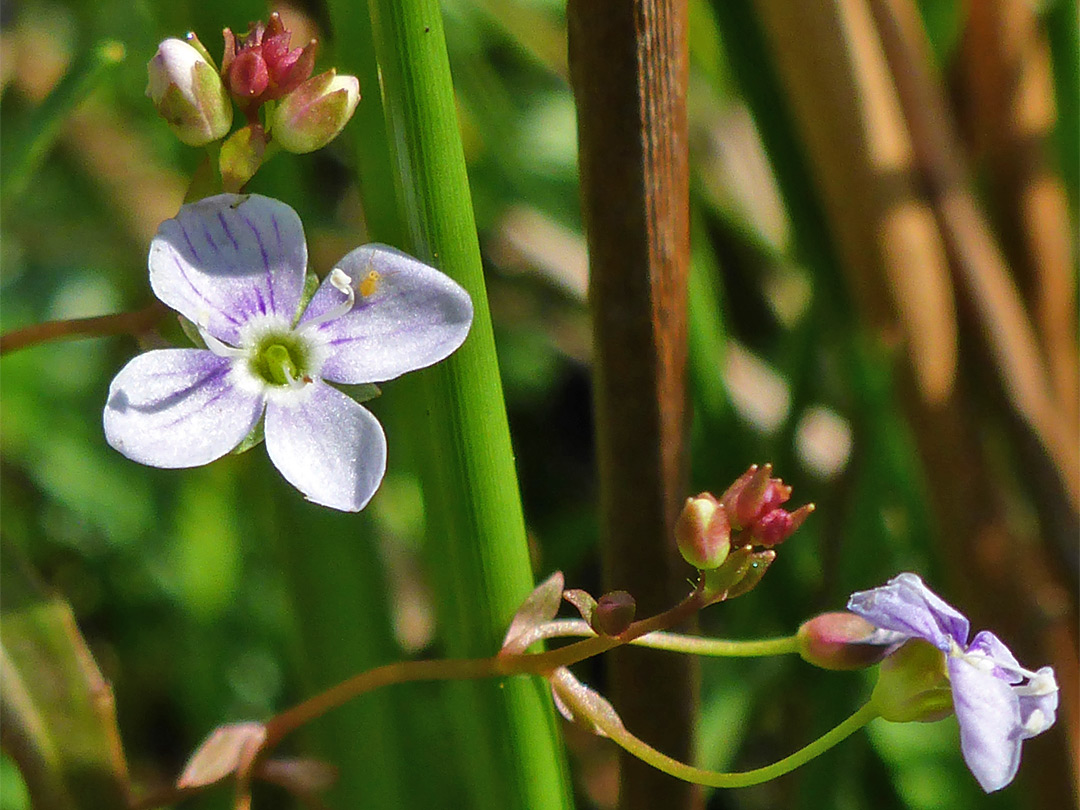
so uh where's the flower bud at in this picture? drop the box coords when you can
[269,70,360,154]
[751,503,814,547]
[726,464,794,528]
[147,38,233,146]
[797,612,895,670]
[593,591,636,636]
[222,13,317,111]
[870,638,954,723]
[676,493,731,570]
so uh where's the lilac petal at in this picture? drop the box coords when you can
[847,573,970,651]
[948,651,1022,792]
[150,194,307,345]
[1017,667,1058,739]
[968,632,1058,740]
[967,631,1022,683]
[104,349,264,467]
[299,244,473,384]
[264,382,386,511]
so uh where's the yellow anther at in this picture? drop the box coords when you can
[359,270,380,297]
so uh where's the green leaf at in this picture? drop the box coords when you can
[0,548,130,810]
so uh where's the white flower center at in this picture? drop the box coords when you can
[201,314,328,403]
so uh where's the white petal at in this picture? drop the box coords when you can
[263,382,386,511]
[298,244,473,384]
[104,349,264,467]
[149,194,308,345]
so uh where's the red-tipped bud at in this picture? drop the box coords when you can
[676,493,731,570]
[593,591,636,636]
[797,612,894,670]
[750,503,814,547]
[222,14,317,112]
[722,464,794,529]
[228,49,269,101]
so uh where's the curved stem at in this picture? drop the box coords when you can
[0,303,167,355]
[264,586,709,749]
[554,670,879,788]
[263,656,499,748]
[535,619,800,658]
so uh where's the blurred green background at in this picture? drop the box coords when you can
[1,1,1076,809]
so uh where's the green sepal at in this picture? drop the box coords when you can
[183,150,222,203]
[335,383,382,404]
[231,416,266,455]
[183,32,217,68]
[178,315,209,349]
[295,269,321,324]
[870,638,953,723]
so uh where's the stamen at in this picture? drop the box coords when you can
[280,363,308,390]
[1014,669,1057,697]
[1021,709,1052,736]
[197,319,245,359]
[299,268,357,332]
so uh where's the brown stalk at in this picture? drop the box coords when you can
[960,0,1078,429]
[870,0,1079,511]
[868,0,1079,797]
[567,2,697,808]
[752,0,1077,804]
[0,303,167,355]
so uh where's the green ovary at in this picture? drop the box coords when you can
[249,335,309,386]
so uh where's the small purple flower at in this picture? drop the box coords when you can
[104,193,472,511]
[848,573,1058,792]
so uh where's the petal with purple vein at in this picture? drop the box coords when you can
[150,194,307,345]
[264,382,386,511]
[104,349,264,467]
[299,244,472,384]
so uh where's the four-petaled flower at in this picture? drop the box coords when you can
[104,193,472,511]
[848,573,1058,792]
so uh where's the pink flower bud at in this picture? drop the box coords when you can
[750,503,813,547]
[797,612,894,670]
[222,13,317,112]
[269,70,360,154]
[593,591,636,636]
[146,38,232,146]
[721,464,790,529]
[676,493,731,570]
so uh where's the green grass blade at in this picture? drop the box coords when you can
[340,1,573,807]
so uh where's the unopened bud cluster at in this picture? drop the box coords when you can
[146,13,359,158]
[676,465,813,602]
[676,464,813,572]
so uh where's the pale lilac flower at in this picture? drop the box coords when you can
[848,573,1058,792]
[104,193,472,511]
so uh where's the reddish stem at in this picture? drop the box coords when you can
[0,303,168,355]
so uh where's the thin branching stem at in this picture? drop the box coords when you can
[0,303,167,355]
